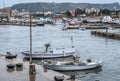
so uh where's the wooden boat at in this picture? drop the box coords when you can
[44,58,102,71]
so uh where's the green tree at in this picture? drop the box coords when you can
[100,9,111,15]
[75,8,85,17]
[64,10,73,17]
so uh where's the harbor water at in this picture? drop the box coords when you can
[0,25,120,81]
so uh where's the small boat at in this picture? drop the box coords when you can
[36,21,45,26]
[22,37,75,59]
[5,52,17,59]
[44,57,102,71]
[22,48,75,59]
[22,43,75,59]
[63,21,81,29]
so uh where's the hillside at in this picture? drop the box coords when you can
[11,2,120,12]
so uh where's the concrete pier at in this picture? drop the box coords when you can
[0,56,81,81]
[91,31,120,39]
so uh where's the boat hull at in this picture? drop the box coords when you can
[22,52,75,59]
[36,23,44,26]
[45,61,102,71]
[23,54,73,59]
[48,64,101,71]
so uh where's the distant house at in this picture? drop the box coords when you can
[52,13,63,18]
[85,8,91,15]
[69,10,75,17]
[102,16,113,23]
[0,13,9,22]
[0,8,11,22]
[85,8,100,15]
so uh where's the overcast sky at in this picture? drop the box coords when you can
[0,0,120,8]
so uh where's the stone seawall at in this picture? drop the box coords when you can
[91,31,120,39]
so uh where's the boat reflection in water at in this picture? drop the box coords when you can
[61,67,102,81]
[61,67,102,75]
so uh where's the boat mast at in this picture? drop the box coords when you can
[29,13,36,74]
[29,13,32,64]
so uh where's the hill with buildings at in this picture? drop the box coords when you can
[11,2,120,13]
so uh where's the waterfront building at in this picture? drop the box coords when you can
[0,8,11,23]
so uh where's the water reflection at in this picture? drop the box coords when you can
[29,74,36,81]
[59,67,102,81]
[16,68,23,71]
[7,69,15,72]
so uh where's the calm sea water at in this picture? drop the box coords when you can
[0,25,120,81]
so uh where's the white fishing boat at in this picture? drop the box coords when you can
[21,47,75,59]
[63,21,81,29]
[22,37,75,59]
[44,57,102,71]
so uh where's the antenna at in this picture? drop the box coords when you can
[71,36,74,48]
[3,0,5,8]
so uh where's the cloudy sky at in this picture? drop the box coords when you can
[0,0,120,8]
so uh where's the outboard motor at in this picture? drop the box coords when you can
[44,43,50,52]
